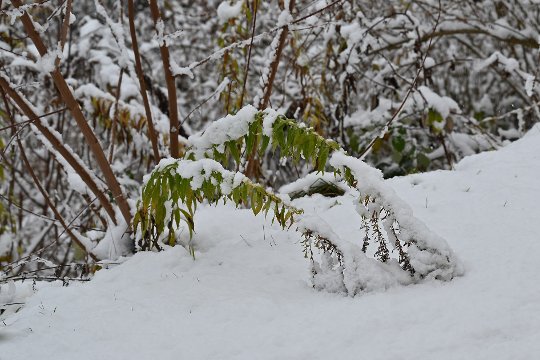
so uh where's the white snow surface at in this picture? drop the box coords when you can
[3,125,540,359]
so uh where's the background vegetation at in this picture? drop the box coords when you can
[0,0,538,282]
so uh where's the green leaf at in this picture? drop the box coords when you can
[252,190,264,216]
[251,187,259,214]
[260,135,270,155]
[392,135,406,152]
[317,146,329,172]
[416,152,430,170]
[179,208,195,238]
[303,135,316,164]
[427,108,444,124]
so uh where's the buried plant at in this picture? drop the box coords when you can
[134,106,463,295]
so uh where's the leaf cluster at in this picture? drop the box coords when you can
[133,161,301,251]
[195,113,340,173]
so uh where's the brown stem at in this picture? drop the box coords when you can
[127,0,161,162]
[258,0,296,110]
[11,0,132,226]
[148,0,180,158]
[438,134,453,169]
[245,0,295,180]
[55,0,72,68]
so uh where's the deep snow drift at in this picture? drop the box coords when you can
[2,125,540,359]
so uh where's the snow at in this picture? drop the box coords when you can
[329,151,462,284]
[344,98,392,128]
[277,9,293,27]
[424,56,435,69]
[170,58,194,78]
[79,17,101,37]
[217,1,243,23]
[3,125,540,358]
[525,74,535,97]
[152,158,247,195]
[261,108,282,137]
[34,47,62,74]
[92,211,131,260]
[414,85,461,119]
[474,51,520,73]
[187,105,258,157]
[279,172,348,195]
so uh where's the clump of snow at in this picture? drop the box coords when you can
[170,58,194,79]
[414,86,460,119]
[474,51,520,73]
[344,98,392,127]
[187,105,258,157]
[92,209,132,260]
[154,158,247,195]
[476,94,494,113]
[279,172,349,195]
[277,10,293,27]
[154,19,166,46]
[34,47,62,74]
[217,1,243,23]
[79,17,101,37]
[525,74,536,96]
[261,108,283,137]
[424,56,435,69]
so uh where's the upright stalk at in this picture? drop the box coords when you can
[148,0,181,158]
[245,0,296,180]
[127,0,161,162]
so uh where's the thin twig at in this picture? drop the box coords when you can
[108,67,123,163]
[16,135,98,261]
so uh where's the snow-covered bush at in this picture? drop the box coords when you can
[134,158,300,254]
[135,107,462,294]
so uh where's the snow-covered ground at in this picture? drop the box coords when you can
[2,125,540,360]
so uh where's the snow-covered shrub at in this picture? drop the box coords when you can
[134,158,300,254]
[136,107,462,294]
[302,151,463,294]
